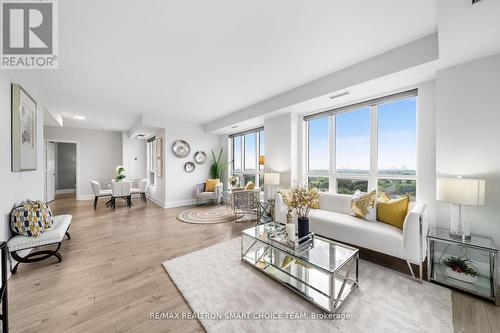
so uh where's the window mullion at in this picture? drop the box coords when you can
[255,133,259,186]
[369,105,378,192]
[330,115,336,193]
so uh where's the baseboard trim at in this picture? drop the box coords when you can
[146,195,166,208]
[56,189,76,194]
[165,199,196,208]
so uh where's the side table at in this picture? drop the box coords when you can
[257,200,274,224]
[427,228,498,305]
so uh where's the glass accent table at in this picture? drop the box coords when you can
[241,222,359,313]
[257,200,274,224]
[427,228,498,305]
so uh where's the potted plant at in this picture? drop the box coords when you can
[115,165,126,182]
[443,256,479,283]
[280,186,319,242]
[210,148,225,179]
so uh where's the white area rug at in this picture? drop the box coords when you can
[177,205,256,224]
[163,238,453,333]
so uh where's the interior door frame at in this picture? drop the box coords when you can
[44,139,81,201]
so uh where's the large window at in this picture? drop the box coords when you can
[306,92,417,199]
[336,107,370,174]
[230,128,264,189]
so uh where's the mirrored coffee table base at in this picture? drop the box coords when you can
[241,223,359,313]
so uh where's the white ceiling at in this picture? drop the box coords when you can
[32,0,437,131]
[213,60,439,134]
[437,0,500,69]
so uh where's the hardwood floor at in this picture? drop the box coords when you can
[7,194,499,332]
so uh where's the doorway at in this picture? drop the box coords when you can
[45,140,80,202]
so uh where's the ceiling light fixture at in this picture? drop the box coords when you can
[73,115,86,120]
[329,91,349,100]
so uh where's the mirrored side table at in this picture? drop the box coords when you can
[257,200,274,224]
[427,228,498,305]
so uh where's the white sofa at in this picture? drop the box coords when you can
[275,192,427,280]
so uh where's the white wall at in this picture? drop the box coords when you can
[264,113,299,191]
[416,80,437,227]
[122,132,147,180]
[44,126,123,199]
[436,53,500,248]
[164,122,220,207]
[0,73,46,280]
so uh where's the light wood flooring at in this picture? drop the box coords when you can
[7,194,499,333]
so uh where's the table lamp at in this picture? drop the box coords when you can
[264,172,280,202]
[437,177,485,240]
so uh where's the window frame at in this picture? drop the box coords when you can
[305,93,417,198]
[230,128,264,189]
[147,138,156,187]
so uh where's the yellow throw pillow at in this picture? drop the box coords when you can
[351,190,376,221]
[377,192,409,229]
[244,181,256,190]
[205,179,220,192]
[378,192,391,203]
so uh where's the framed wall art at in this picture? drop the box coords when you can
[11,84,37,171]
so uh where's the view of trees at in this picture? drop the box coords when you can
[308,177,329,192]
[337,179,368,195]
[307,176,416,200]
[378,179,416,201]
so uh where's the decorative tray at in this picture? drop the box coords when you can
[268,227,315,251]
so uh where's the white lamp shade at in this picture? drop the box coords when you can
[436,178,485,205]
[264,173,280,186]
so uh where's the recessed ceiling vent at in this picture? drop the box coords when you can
[472,0,482,5]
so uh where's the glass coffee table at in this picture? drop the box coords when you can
[241,222,359,313]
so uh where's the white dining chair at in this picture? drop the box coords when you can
[91,180,112,209]
[110,181,132,210]
[131,178,148,204]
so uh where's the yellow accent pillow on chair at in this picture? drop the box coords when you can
[205,179,220,192]
[377,192,410,229]
[244,181,256,190]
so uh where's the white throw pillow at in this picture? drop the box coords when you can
[351,190,376,222]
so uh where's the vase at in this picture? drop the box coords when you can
[297,217,309,242]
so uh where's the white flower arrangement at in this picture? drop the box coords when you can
[115,165,126,181]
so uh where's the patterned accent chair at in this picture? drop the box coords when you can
[230,188,261,218]
[196,182,223,205]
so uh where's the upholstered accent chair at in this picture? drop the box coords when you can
[229,188,261,218]
[196,182,223,205]
[110,181,132,209]
[91,180,112,209]
[131,178,148,204]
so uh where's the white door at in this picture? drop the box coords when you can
[46,141,56,202]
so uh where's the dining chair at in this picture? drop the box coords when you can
[110,181,132,210]
[131,179,148,204]
[91,180,112,209]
